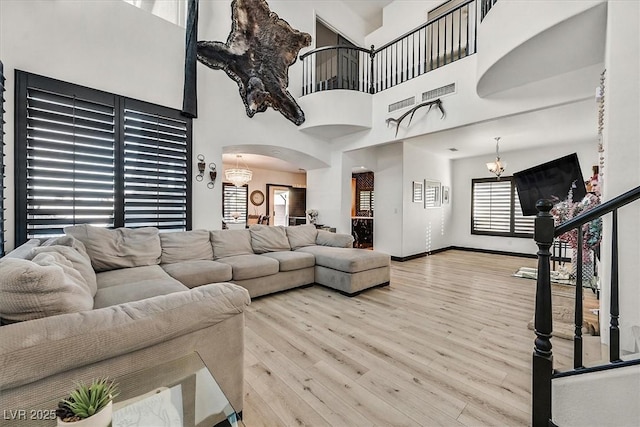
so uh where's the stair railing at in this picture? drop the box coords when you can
[532,185,640,427]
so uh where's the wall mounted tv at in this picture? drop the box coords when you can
[513,153,587,216]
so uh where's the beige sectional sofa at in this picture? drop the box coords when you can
[0,224,390,417]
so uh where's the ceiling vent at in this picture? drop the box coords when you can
[388,96,415,113]
[422,83,456,102]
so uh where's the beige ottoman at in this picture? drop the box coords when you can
[296,246,390,296]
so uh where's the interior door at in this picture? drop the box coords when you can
[337,35,358,90]
[266,184,306,226]
[268,186,290,226]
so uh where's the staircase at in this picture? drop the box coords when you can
[532,186,640,426]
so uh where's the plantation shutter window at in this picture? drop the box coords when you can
[123,101,190,230]
[15,71,192,246]
[471,177,533,237]
[222,183,248,223]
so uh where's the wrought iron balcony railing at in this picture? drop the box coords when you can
[300,0,480,96]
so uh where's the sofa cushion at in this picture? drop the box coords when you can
[3,239,41,260]
[160,230,214,264]
[94,265,187,308]
[161,260,233,288]
[65,224,161,272]
[210,229,253,259]
[96,265,174,289]
[285,224,318,250]
[249,225,291,254]
[32,245,97,297]
[297,246,390,273]
[0,255,94,322]
[217,254,279,281]
[261,251,315,272]
[316,230,354,248]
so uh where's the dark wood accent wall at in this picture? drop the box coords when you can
[353,172,374,217]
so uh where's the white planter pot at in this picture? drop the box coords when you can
[57,400,112,427]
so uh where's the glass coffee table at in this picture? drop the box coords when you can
[21,352,242,427]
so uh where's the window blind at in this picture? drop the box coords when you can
[24,86,116,239]
[471,177,533,237]
[222,183,248,223]
[123,101,189,230]
[15,71,192,245]
[359,190,374,212]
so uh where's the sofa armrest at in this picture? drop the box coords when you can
[316,230,354,248]
[0,282,250,390]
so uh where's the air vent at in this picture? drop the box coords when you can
[388,96,415,113]
[422,83,456,102]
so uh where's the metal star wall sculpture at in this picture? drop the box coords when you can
[197,0,311,126]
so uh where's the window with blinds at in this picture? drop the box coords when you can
[123,101,190,230]
[15,71,191,245]
[0,61,5,256]
[359,190,374,212]
[222,183,248,223]
[471,177,534,237]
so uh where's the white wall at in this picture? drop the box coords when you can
[450,140,598,255]
[599,0,640,352]
[366,1,443,47]
[372,143,404,256]
[402,142,452,256]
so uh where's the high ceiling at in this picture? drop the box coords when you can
[341,0,394,33]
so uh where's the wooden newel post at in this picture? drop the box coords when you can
[532,199,554,427]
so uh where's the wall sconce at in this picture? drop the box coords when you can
[196,154,217,189]
[208,163,217,189]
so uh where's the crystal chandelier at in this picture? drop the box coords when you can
[225,154,253,187]
[486,137,506,180]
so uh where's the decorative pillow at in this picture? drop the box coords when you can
[160,230,214,264]
[32,245,98,296]
[285,224,318,250]
[3,239,41,260]
[249,225,291,254]
[41,235,90,258]
[64,224,161,272]
[210,229,253,260]
[0,255,93,322]
[316,230,354,248]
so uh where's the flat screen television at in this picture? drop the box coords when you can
[513,153,587,216]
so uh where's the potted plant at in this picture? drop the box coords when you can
[56,377,119,426]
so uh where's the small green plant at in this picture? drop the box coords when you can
[56,377,119,422]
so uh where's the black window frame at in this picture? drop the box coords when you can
[222,183,248,224]
[471,177,534,238]
[14,71,192,246]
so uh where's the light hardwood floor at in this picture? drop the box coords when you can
[242,250,579,426]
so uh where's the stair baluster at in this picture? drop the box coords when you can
[610,209,621,362]
[574,231,584,369]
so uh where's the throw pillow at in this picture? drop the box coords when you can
[160,230,214,264]
[285,224,318,250]
[0,255,93,322]
[210,229,253,260]
[64,224,161,272]
[316,230,354,248]
[249,225,291,254]
[32,245,98,296]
